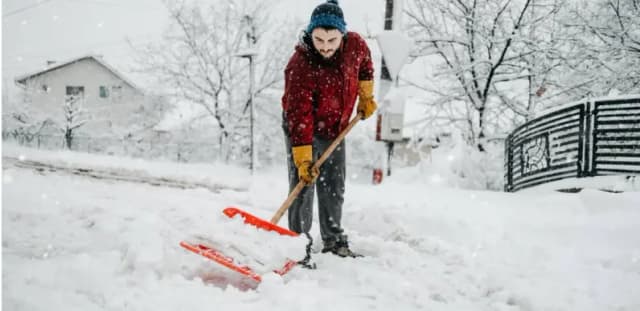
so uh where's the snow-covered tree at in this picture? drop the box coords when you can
[133,0,296,164]
[555,0,640,98]
[62,95,88,149]
[2,83,57,139]
[405,0,565,150]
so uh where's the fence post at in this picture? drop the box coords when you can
[584,100,595,176]
[588,100,597,176]
[504,134,513,192]
[577,102,587,177]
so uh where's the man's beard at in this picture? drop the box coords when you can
[320,50,335,58]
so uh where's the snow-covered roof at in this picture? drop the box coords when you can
[14,54,140,92]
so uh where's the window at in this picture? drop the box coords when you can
[42,85,50,93]
[66,86,84,96]
[111,85,123,100]
[99,86,109,98]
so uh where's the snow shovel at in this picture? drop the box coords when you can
[180,112,363,283]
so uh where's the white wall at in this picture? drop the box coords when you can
[20,58,144,134]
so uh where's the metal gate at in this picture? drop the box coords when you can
[504,96,640,192]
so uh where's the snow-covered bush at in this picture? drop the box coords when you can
[444,138,504,191]
[391,133,505,191]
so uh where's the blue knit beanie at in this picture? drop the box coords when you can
[306,0,346,34]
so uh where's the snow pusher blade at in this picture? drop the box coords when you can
[179,241,297,283]
[180,114,362,283]
[222,207,298,236]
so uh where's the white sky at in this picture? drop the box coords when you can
[2,0,386,98]
[2,0,167,89]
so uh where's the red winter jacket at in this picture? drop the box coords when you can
[282,31,374,146]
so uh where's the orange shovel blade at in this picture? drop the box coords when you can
[179,241,298,283]
[223,206,299,237]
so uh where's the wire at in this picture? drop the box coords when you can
[3,0,55,18]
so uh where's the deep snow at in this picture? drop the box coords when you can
[2,144,640,310]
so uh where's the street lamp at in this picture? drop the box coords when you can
[236,48,258,174]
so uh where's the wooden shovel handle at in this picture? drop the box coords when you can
[270,113,363,224]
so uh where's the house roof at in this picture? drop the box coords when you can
[14,54,140,92]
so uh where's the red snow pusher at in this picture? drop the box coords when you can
[180,113,362,283]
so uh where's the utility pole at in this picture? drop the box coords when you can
[248,52,256,174]
[381,0,396,176]
[379,0,395,100]
[237,15,258,174]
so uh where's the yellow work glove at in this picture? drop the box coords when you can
[357,80,377,120]
[291,145,319,184]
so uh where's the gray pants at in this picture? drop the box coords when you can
[283,123,347,243]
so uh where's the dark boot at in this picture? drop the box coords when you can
[321,239,363,258]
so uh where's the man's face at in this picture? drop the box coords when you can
[311,28,343,59]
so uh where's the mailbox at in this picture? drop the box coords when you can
[376,86,406,142]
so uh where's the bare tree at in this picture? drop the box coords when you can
[556,0,640,98]
[133,0,295,163]
[62,95,87,149]
[3,83,66,140]
[405,0,565,150]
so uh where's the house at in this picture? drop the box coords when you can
[14,54,145,135]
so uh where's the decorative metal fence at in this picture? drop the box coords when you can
[504,96,640,192]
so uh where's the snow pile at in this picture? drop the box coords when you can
[183,211,308,275]
[391,137,505,191]
[445,140,504,190]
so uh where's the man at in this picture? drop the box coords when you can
[281,0,377,258]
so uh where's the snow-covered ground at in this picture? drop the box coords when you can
[2,144,640,310]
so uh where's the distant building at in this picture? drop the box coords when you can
[14,54,145,134]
